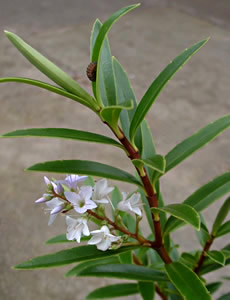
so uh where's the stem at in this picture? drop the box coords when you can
[155,285,168,300]
[194,235,214,274]
[87,210,150,245]
[109,125,172,264]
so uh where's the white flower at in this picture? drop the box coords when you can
[64,186,96,214]
[46,197,65,225]
[88,225,120,251]
[58,174,87,191]
[117,192,142,216]
[66,216,90,243]
[92,179,114,204]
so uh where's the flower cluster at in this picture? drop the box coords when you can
[35,174,143,251]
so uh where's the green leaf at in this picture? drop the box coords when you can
[216,220,230,238]
[119,251,132,264]
[163,172,230,235]
[86,284,139,299]
[129,39,208,143]
[111,186,122,210]
[65,256,120,277]
[5,32,94,104]
[138,281,155,300]
[165,262,211,300]
[152,204,200,230]
[206,250,225,266]
[139,189,154,235]
[26,160,142,187]
[92,4,140,63]
[196,225,210,247]
[180,252,197,268]
[206,282,222,295]
[100,100,133,129]
[45,234,74,244]
[212,197,230,235]
[132,155,166,174]
[78,263,168,282]
[0,128,123,149]
[165,115,230,173]
[0,77,98,111]
[218,292,230,300]
[14,245,136,269]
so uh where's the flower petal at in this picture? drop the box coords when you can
[88,235,102,245]
[64,191,78,205]
[48,214,57,226]
[97,239,111,251]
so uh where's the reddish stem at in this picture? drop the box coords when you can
[194,235,214,274]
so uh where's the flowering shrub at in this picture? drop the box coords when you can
[1,3,230,300]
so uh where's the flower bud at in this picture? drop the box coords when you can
[35,197,47,203]
[50,205,64,215]
[56,183,64,195]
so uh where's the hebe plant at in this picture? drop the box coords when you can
[1,3,230,300]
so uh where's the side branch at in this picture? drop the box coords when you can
[194,235,214,274]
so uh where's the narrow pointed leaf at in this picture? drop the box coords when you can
[152,204,200,230]
[206,251,225,266]
[86,284,139,299]
[133,155,166,174]
[5,31,94,103]
[206,282,222,295]
[139,189,154,234]
[65,256,120,277]
[14,245,136,269]
[163,172,230,235]
[212,197,230,235]
[218,292,230,300]
[0,77,98,111]
[165,262,211,300]
[1,128,122,148]
[165,115,230,173]
[78,264,168,282]
[92,4,140,62]
[216,220,230,238]
[138,281,155,300]
[26,160,142,186]
[45,234,90,245]
[129,39,208,142]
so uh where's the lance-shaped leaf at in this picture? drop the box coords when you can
[5,31,94,103]
[138,282,155,300]
[216,220,230,238]
[45,234,90,245]
[26,160,142,187]
[212,197,230,235]
[92,4,140,63]
[165,262,211,300]
[129,39,208,143]
[65,256,120,277]
[139,189,154,235]
[163,172,230,236]
[165,115,230,173]
[218,292,230,300]
[78,264,168,282]
[132,155,166,174]
[206,282,222,295]
[100,100,133,128]
[1,128,122,149]
[86,284,139,299]
[206,251,225,266]
[152,204,200,230]
[0,77,99,111]
[14,245,136,269]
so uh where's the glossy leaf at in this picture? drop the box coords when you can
[165,262,211,300]
[152,204,200,230]
[65,256,120,277]
[216,220,230,238]
[5,32,94,103]
[119,251,132,264]
[206,282,222,295]
[92,4,140,62]
[1,128,122,149]
[196,226,210,247]
[212,197,230,235]
[14,245,136,269]
[45,234,74,244]
[206,250,225,266]
[132,155,166,174]
[78,264,168,282]
[129,39,208,142]
[86,284,138,299]
[138,281,155,300]
[26,160,142,186]
[165,115,230,173]
[111,186,122,210]
[0,77,98,111]
[139,189,154,234]
[163,172,230,235]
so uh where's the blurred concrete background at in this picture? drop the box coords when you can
[0,1,230,299]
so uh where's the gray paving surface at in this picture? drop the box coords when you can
[0,1,230,299]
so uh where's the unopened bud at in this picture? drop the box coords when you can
[56,183,64,195]
[35,197,46,203]
[111,243,121,250]
[50,205,64,215]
